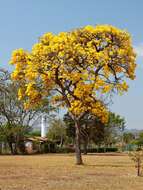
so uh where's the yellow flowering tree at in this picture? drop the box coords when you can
[10,25,136,164]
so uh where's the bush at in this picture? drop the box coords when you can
[56,147,75,153]
[56,147,118,153]
[85,147,118,153]
[129,150,143,176]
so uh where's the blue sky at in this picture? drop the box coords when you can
[0,0,143,129]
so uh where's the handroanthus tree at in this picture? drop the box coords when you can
[10,25,136,164]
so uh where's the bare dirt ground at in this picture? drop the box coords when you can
[0,153,143,190]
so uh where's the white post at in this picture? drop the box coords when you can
[41,115,46,138]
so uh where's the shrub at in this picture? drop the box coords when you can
[56,147,118,153]
[129,150,143,176]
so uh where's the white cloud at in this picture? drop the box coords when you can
[134,44,143,57]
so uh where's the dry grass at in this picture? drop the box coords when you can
[0,153,143,190]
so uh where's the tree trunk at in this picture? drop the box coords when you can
[0,142,2,154]
[83,139,88,155]
[8,142,14,155]
[75,120,83,165]
[137,159,141,176]
[12,143,18,155]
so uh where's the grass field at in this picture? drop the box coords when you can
[0,153,143,190]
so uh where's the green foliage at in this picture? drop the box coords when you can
[103,112,126,147]
[28,130,41,137]
[64,111,126,147]
[123,132,135,144]
[0,123,31,154]
[56,147,118,153]
[106,112,126,130]
[47,118,66,146]
[132,132,143,148]
[63,112,104,142]
[86,147,118,153]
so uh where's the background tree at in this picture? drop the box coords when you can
[10,25,136,164]
[0,123,30,154]
[64,111,126,153]
[64,112,105,154]
[0,69,55,126]
[123,132,135,145]
[0,69,54,154]
[104,112,126,149]
[0,82,52,126]
[132,132,143,149]
[47,118,66,147]
[0,69,9,93]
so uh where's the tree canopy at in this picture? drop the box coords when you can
[10,25,136,122]
[10,25,136,164]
